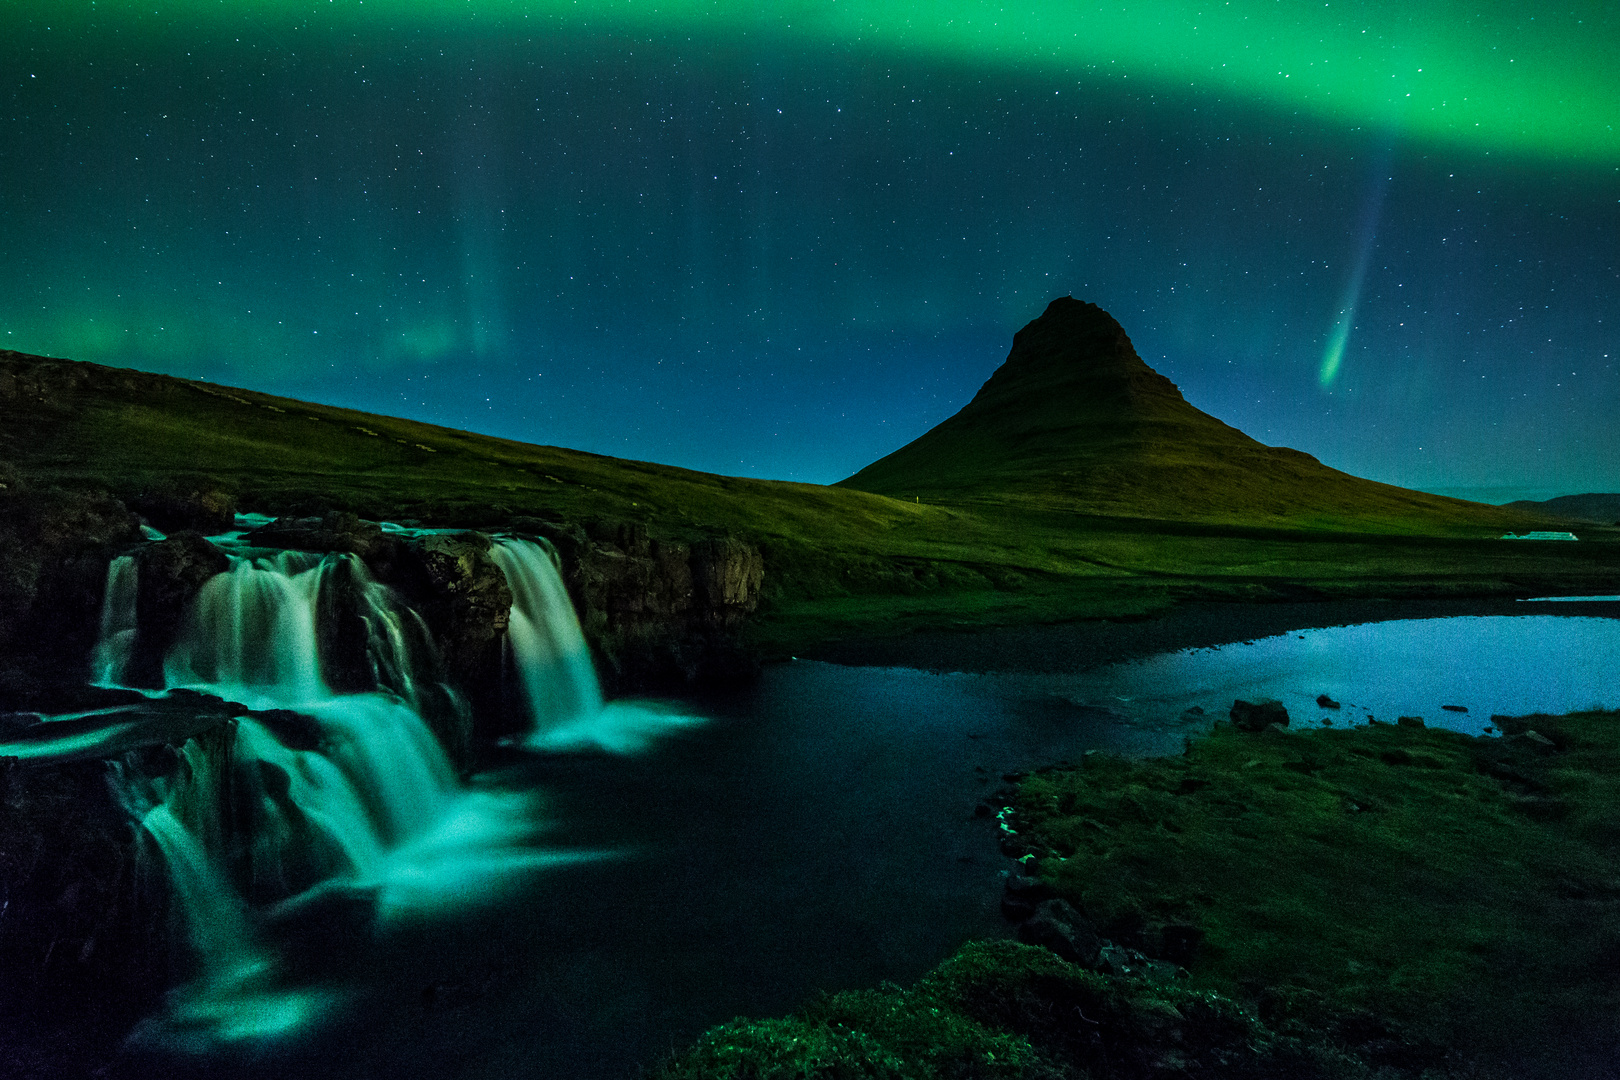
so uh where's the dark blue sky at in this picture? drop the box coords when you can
[3,5,1616,501]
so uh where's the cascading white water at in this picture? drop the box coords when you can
[90,554,139,686]
[164,551,329,708]
[489,538,603,729]
[55,526,707,1049]
[82,542,576,1049]
[490,537,703,753]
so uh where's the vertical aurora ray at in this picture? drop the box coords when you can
[1319,154,1394,388]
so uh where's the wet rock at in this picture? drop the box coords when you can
[1017,898,1102,968]
[556,529,763,695]
[1315,694,1341,709]
[1001,896,1037,921]
[1001,871,1056,921]
[312,553,380,695]
[1004,871,1057,901]
[399,532,512,679]
[1441,704,1468,713]
[126,531,230,688]
[512,517,588,562]
[1095,941,1152,977]
[129,487,236,535]
[0,482,142,677]
[247,511,393,560]
[0,719,235,1012]
[1229,698,1289,732]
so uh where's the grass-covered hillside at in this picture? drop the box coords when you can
[841,298,1533,535]
[2,331,1612,652]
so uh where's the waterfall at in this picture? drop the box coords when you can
[492,537,703,754]
[76,541,570,1049]
[90,554,139,686]
[489,538,603,731]
[164,551,329,709]
[51,525,702,1048]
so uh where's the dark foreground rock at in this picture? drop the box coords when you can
[129,486,236,535]
[0,717,236,1022]
[1229,697,1289,731]
[1016,897,1103,968]
[0,474,142,697]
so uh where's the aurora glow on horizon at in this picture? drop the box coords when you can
[3,1,1617,499]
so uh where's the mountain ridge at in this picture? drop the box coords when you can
[1505,493,1620,524]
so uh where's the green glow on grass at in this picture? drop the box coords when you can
[22,1,1618,165]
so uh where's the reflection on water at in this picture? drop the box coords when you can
[1021,614,1619,736]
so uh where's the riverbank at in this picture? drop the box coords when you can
[789,594,1620,675]
[651,706,1620,1079]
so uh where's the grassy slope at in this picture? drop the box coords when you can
[3,349,1614,651]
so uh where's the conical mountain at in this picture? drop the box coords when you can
[840,297,1512,530]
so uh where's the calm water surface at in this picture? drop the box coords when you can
[100,610,1618,1079]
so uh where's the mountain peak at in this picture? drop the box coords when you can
[839,298,1511,530]
[965,296,1186,417]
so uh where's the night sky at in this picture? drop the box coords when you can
[3,2,1616,501]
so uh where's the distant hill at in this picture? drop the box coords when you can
[840,297,1530,533]
[1505,493,1620,524]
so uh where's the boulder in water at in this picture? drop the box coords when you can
[1230,698,1289,732]
[246,511,394,561]
[129,486,236,535]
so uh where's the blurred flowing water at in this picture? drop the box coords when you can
[4,538,1615,1078]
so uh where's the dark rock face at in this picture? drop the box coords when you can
[692,537,766,617]
[247,511,398,564]
[0,477,143,697]
[126,531,230,688]
[554,522,765,694]
[130,487,236,535]
[0,719,236,1022]
[1230,698,1290,731]
[358,532,512,755]
[400,532,513,683]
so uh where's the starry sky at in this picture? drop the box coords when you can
[3,2,1616,501]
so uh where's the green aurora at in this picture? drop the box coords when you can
[26,0,1619,165]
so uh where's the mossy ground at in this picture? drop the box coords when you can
[652,713,1620,1079]
[1007,711,1620,1075]
[651,938,1407,1080]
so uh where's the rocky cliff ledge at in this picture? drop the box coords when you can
[0,478,765,724]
